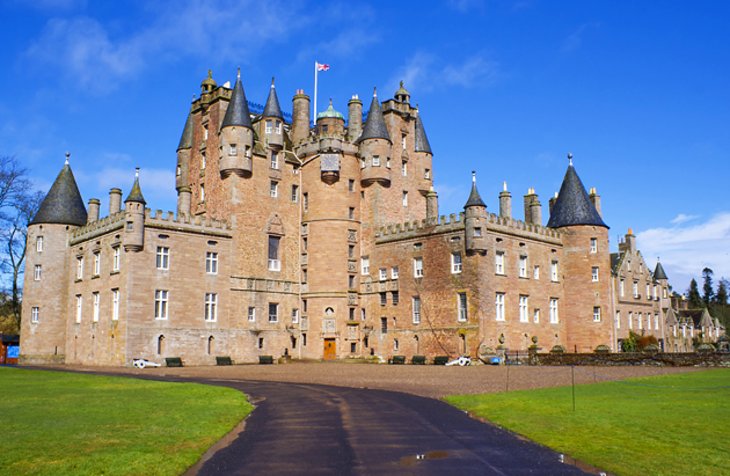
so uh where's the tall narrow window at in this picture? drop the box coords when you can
[590,238,597,253]
[229,144,237,155]
[379,268,387,281]
[204,293,218,322]
[200,184,205,202]
[392,291,399,305]
[206,251,218,274]
[93,251,101,276]
[265,120,273,133]
[551,261,559,282]
[533,265,540,280]
[633,282,639,298]
[271,152,279,169]
[112,247,121,272]
[268,236,281,271]
[424,168,431,179]
[629,311,633,329]
[402,161,408,176]
[31,306,39,323]
[593,306,601,322]
[620,279,625,297]
[402,191,408,207]
[156,246,170,270]
[292,308,299,324]
[248,306,256,322]
[34,265,42,281]
[615,311,621,329]
[361,257,370,275]
[495,293,505,321]
[112,289,120,321]
[154,290,169,320]
[276,121,282,134]
[349,207,355,219]
[270,181,278,198]
[413,257,423,278]
[76,256,84,280]
[268,303,279,323]
[592,266,599,282]
[533,308,540,323]
[372,155,380,167]
[348,179,355,192]
[380,292,387,306]
[451,253,462,274]
[36,236,44,252]
[291,185,299,202]
[303,193,309,211]
[549,298,559,323]
[380,317,388,333]
[519,256,527,278]
[92,292,100,322]
[457,292,468,322]
[391,267,399,279]
[75,295,83,323]
[519,295,529,322]
[495,252,505,275]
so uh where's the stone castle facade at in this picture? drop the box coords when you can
[20,70,724,365]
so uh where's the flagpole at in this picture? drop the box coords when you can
[313,61,318,123]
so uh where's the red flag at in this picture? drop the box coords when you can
[317,62,330,72]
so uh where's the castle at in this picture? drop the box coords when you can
[20,70,724,365]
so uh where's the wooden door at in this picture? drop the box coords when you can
[323,338,336,360]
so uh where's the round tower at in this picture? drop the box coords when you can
[347,95,363,141]
[176,105,193,192]
[464,171,488,254]
[499,181,512,219]
[262,77,284,150]
[123,168,146,252]
[358,88,392,187]
[413,107,433,194]
[291,89,311,145]
[219,69,254,178]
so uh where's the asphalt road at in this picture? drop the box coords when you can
[189,379,593,476]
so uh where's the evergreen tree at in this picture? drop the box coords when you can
[702,267,714,306]
[715,278,728,305]
[687,278,703,308]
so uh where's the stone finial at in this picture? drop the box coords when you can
[503,181,507,192]
[472,170,476,184]
[65,151,70,165]
[373,87,377,98]
[271,76,275,88]
[567,152,573,166]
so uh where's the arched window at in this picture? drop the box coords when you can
[207,336,215,355]
[157,335,165,355]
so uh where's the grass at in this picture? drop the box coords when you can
[446,369,730,476]
[0,367,252,475]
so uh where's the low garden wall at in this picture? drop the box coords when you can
[530,351,730,367]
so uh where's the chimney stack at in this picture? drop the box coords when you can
[499,181,512,219]
[291,89,311,145]
[87,198,100,223]
[109,188,122,215]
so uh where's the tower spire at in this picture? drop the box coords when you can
[262,76,284,119]
[221,69,253,129]
[357,88,390,143]
[464,171,486,208]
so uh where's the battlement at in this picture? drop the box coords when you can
[69,212,125,244]
[145,209,232,237]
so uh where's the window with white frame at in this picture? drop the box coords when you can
[391,266,399,279]
[200,184,205,202]
[653,285,658,300]
[154,290,168,320]
[379,268,387,281]
[593,306,601,322]
[533,308,540,323]
[112,247,120,272]
[93,251,101,276]
[271,152,279,169]
[270,181,278,198]
[292,308,299,324]
[633,282,639,298]
[519,256,527,278]
[457,292,468,322]
[451,252,462,274]
[229,143,237,155]
[413,257,423,278]
[31,306,39,323]
[204,293,218,321]
[620,279,625,297]
[92,292,100,322]
[533,265,540,280]
[551,261,559,281]
[519,295,529,322]
[36,236,44,252]
[424,168,431,179]
[646,284,651,300]
[291,185,299,203]
[495,252,505,275]
[112,289,120,321]
[495,292,505,321]
[248,306,256,322]
[412,296,421,324]
[34,264,41,281]
[75,295,83,323]
[268,303,278,323]
[76,256,84,280]
[638,312,643,329]
[372,155,380,167]
[590,238,597,253]
[654,313,659,330]
[591,266,599,282]
[549,298,559,323]
[615,311,620,329]
[275,121,282,134]
[402,191,408,207]
[156,246,170,270]
[265,120,273,134]
[402,161,407,176]
[206,251,218,274]
[268,236,281,271]
[361,257,370,275]
[628,311,633,329]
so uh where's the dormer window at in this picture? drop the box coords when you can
[229,144,237,156]
[275,121,282,134]
[265,120,273,134]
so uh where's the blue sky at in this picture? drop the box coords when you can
[1,0,729,292]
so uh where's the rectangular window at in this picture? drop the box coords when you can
[380,317,388,333]
[402,191,408,207]
[533,308,540,323]
[391,267,399,279]
[519,256,527,278]
[292,308,299,324]
[291,185,299,202]
[551,261,559,282]
[31,306,39,323]
[633,282,639,298]
[93,252,101,276]
[402,134,407,150]
[348,179,355,192]
[303,192,309,211]
[593,306,601,322]
[392,291,399,305]
[92,292,100,322]
[201,151,206,169]
[592,266,599,282]
[268,236,281,271]
[36,236,44,252]
[349,207,355,220]
[646,284,651,300]
[270,181,278,198]
[663,287,668,298]
[590,238,597,253]
[519,295,529,322]
[204,293,218,322]
[549,298,559,323]
[495,292,505,321]
[413,257,423,278]
[276,121,282,134]
[154,290,168,320]
[302,269,307,283]
[348,275,355,288]
[620,279,625,297]
[424,169,431,179]
[200,184,205,202]
[248,306,256,322]
[473,227,482,237]
[75,295,82,323]
[457,292,468,322]
[268,303,278,323]
[76,256,84,280]
[402,161,407,176]
[34,264,41,281]
[372,155,380,167]
[616,311,621,329]
[451,253,462,274]
[156,246,170,270]
[629,311,633,329]
[229,144,237,156]
[380,292,387,306]
[206,251,218,274]
[653,285,658,300]
[379,268,387,281]
[347,244,353,258]
[112,289,120,321]
[495,252,505,275]
[533,265,540,280]
[112,247,120,272]
[271,152,279,169]
[638,312,643,330]
[265,120,273,134]
[361,257,370,275]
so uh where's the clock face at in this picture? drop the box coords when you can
[325,307,334,316]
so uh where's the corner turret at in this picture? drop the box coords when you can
[347,95,363,141]
[31,153,87,226]
[123,168,146,252]
[359,88,392,186]
[546,154,607,229]
[262,77,284,149]
[219,69,254,178]
[176,106,193,192]
[413,108,433,193]
[464,171,488,254]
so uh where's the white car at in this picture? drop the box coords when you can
[132,358,161,369]
[445,356,472,366]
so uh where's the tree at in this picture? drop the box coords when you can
[715,278,728,305]
[702,267,714,306]
[687,278,703,308]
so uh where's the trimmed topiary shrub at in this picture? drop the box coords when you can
[643,343,660,353]
[594,344,610,354]
[550,345,565,354]
[696,343,715,353]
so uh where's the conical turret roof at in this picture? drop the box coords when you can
[221,70,252,129]
[654,261,668,280]
[547,157,607,228]
[262,77,283,119]
[414,112,432,154]
[124,169,146,204]
[464,172,486,208]
[31,156,87,226]
[177,110,193,151]
[358,89,391,143]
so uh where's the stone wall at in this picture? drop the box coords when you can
[532,351,730,367]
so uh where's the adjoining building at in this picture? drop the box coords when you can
[20,71,723,365]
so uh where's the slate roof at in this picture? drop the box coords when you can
[177,111,193,151]
[678,309,714,328]
[654,261,668,280]
[262,78,284,119]
[414,114,432,154]
[358,91,391,143]
[31,162,87,226]
[547,163,608,228]
[221,73,253,129]
[124,170,146,204]
[464,173,486,208]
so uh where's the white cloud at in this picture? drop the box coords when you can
[636,212,730,292]
[561,23,599,53]
[670,213,699,225]
[389,52,500,93]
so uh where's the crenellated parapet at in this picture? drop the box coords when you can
[69,212,125,244]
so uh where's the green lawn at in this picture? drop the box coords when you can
[446,369,730,476]
[1,368,252,475]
